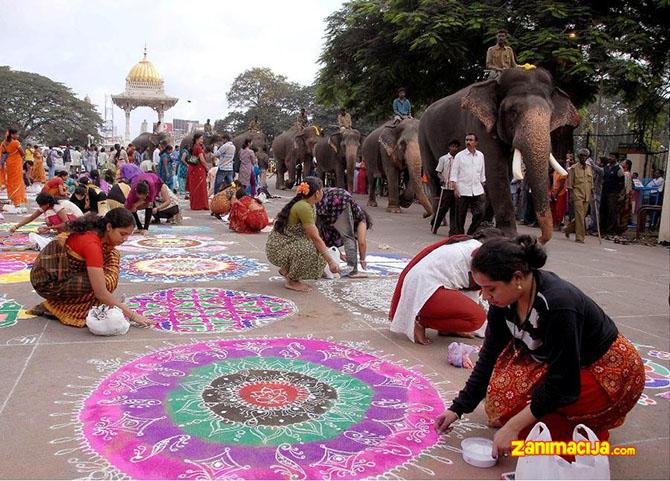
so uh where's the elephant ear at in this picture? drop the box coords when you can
[328,133,342,153]
[378,126,398,158]
[461,79,498,133]
[550,88,580,132]
[293,133,305,151]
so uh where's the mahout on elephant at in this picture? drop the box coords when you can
[314,128,362,192]
[362,118,433,217]
[419,67,579,243]
[271,125,322,190]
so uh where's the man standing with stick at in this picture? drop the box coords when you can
[564,148,595,243]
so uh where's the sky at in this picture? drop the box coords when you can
[0,0,345,139]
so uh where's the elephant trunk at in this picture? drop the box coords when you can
[405,140,433,217]
[344,144,358,192]
[514,109,553,243]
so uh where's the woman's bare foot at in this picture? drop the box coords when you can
[285,279,311,292]
[26,303,56,319]
[438,331,475,339]
[414,321,432,345]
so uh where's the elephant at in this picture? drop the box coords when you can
[179,131,223,152]
[362,119,433,217]
[130,131,172,153]
[271,126,322,189]
[314,128,362,191]
[418,67,579,243]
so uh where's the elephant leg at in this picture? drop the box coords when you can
[367,169,378,207]
[487,164,517,236]
[385,165,401,213]
[275,159,286,190]
[335,166,346,190]
[287,157,296,189]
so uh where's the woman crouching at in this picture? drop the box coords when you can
[435,235,644,457]
[265,177,339,292]
[28,208,152,327]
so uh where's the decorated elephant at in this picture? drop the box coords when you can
[130,131,172,153]
[362,119,433,217]
[419,67,579,242]
[271,126,321,189]
[314,128,362,191]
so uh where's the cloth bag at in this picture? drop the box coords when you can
[515,422,610,480]
[86,305,130,336]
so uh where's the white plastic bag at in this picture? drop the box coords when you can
[322,246,341,279]
[515,422,610,480]
[86,305,130,336]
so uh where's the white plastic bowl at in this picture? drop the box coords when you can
[461,437,497,468]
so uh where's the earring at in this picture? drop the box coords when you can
[517,285,522,290]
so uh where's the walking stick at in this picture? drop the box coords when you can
[432,186,445,232]
[590,172,602,245]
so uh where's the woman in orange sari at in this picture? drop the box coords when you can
[1,129,27,207]
[550,167,567,229]
[30,144,47,184]
[229,188,269,233]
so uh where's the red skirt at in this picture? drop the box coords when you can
[485,334,644,443]
[187,163,209,210]
[417,288,486,333]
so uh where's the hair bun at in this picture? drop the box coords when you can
[515,235,547,269]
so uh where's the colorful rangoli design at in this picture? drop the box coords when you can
[0,295,23,328]
[118,235,234,253]
[0,252,37,284]
[125,288,297,334]
[632,343,670,406]
[77,338,444,480]
[121,253,268,283]
[148,224,214,235]
[317,278,396,327]
[0,234,35,251]
[360,253,410,277]
[0,221,44,233]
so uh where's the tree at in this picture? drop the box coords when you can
[316,0,670,137]
[0,66,103,146]
[225,67,339,140]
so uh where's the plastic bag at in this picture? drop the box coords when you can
[447,342,479,368]
[86,305,130,336]
[515,422,610,480]
[323,246,341,279]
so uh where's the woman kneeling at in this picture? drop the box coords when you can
[265,177,339,292]
[28,208,151,328]
[435,235,644,456]
[229,188,269,233]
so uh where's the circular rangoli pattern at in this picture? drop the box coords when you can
[125,288,297,333]
[0,234,34,251]
[79,338,444,479]
[0,252,37,284]
[121,253,268,282]
[0,295,23,328]
[118,235,234,253]
[360,253,410,276]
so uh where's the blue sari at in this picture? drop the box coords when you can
[158,151,174,189]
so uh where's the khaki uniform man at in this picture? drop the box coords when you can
[486,30,517,76]
[564,148,593,243]
[337,108,352,131]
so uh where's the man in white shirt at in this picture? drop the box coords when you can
[213,133,236,194]
[432,139,461,235]
[449,133,486,235]
[70,147,82,175]
[152,145,161,169]
[648,168,665,193]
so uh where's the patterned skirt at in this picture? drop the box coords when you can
[265,224,326,281]
[485,335,644,441]
[30,234,120,327]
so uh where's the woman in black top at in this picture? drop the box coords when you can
[435,235,644,458]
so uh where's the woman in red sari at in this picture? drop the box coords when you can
[229,188,269,233]
[187,133,209,210]
[1,128,27,207]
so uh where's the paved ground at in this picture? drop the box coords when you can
[0,188,668,480]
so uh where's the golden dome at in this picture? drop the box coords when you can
[126,51,163,85]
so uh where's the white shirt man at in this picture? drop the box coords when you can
[152,147,161,168]
[215,141,236,172]
[436,153,455,189]
[449,134,487,235]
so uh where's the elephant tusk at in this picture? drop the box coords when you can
[512,148,524,181]
[550,153,568,176]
